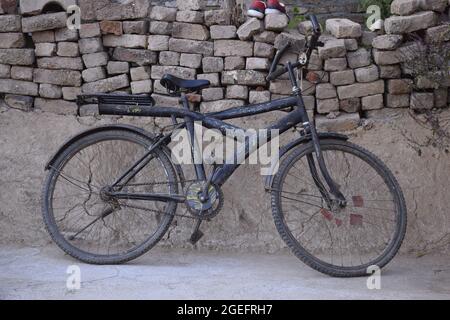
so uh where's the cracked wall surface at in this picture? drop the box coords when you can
[0,104,448,255]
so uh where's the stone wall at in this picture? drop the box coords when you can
[0,0,449,127]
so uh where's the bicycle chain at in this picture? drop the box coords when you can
[116,179,200,220]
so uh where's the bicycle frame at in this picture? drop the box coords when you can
[104,63,346,207]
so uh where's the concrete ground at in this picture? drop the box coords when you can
[0,245,449,300]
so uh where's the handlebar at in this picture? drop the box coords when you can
[266,14,322,82]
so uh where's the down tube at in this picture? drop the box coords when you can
[211,96,308,186]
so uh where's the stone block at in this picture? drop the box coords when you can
[385,11,437,34]
[386,94,410,108]
[131,79,152,94]
[62,86,82,101]
[324,58,347,71]
[339,98,361,113]
[10,66,33,81]
[34,98,77,115]
[169,38,214,55]
[100,20,123,36]
[148,35,170,51]
[39,84,62,99]
[197,73,220,86]
[204,9,231,26]
[159,51,181,66]
[237,18,263,41]
[318,39,346,59]
[221,70,266,86]
[113,48,157,66]
[226,85,248,100]
[347,48,371,69]
[33,68,81,86]
[0,78,38,96]
[180,53,202,69]
[55,28,78,42]
[0,33,25,49]
[264,13,289,31]
[176,10,204,24]
[326,18,362,38]
[317,98,339,114]
[337,80,385,99]
[214,40,253,57]
[372,35,403,50]
[176,0,205,11]
[0,15,21,32]
[361,94,384,110]
[123,21,148,35]
[4,94,34,111]
[57,42,79,57]
[31,31,54,43]
[82,67,106,83]
[330,70,355,86]
[254,42,275,58]
[37,57,84,71]
[82,74,130,94]
[151,65,196,79]
[202,87,224,101]
[107,61,129,75]
[246,57,270,70]
[22,12,67,33]
[0,48,35,66]
[354,65,379,83]
[315,113,361,132]
[150,6,177,22]
[249,90,271,104]
[172,22,209,41]
[130,66,151,81]
[210,25,236,39]
[103,34,147,48]
[149,21,173,35]
[316,83,337,99]
[202,57,224,73]
[224,57,246,70]
[80,23,101,39]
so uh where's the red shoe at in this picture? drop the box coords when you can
[247,0,266,19]
[265,0,287,15]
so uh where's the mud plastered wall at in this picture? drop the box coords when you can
[0,0,449,254]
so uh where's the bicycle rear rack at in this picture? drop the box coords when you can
[76,93,156,116]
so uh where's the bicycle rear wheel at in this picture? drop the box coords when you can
[42,129,178,264]
[271,139,407,277]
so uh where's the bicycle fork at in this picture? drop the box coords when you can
[287,62,347,209]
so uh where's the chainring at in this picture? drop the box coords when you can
[185,182,224,219]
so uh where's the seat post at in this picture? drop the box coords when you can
[180,92,190,110]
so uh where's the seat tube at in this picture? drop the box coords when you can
[181,94,206,181]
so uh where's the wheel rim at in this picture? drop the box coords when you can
[46,134,176,258]
[276,144,402,270]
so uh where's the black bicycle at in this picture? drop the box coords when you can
[42,15,407,277]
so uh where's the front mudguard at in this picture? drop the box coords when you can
[264,132,349,190]
[45,124,187,188]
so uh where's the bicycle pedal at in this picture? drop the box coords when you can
[189,229,204,245]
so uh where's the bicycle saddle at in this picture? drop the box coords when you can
[160,74,210,93]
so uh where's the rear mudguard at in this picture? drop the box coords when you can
[264,132,349,190]
[45,124,186,188]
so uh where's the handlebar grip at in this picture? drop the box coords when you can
[309,14,321,34]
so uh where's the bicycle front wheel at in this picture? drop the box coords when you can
[271,139,407,277]
[42,129,179,264]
